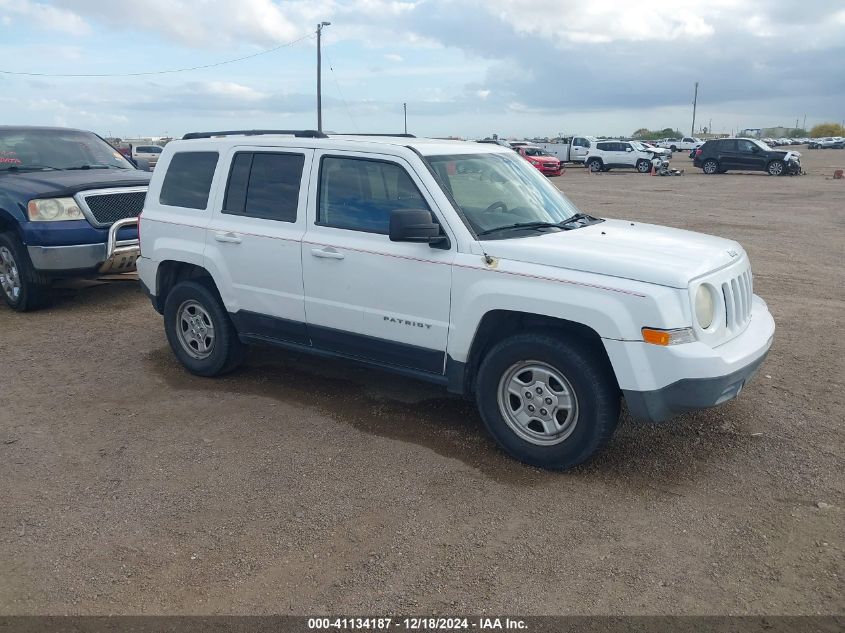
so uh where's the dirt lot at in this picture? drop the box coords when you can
[1,147,843,615]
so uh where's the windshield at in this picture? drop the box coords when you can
[522,147,550,157]
[426,152,583,236]
[752,139,772,151]
[0,128,135,172]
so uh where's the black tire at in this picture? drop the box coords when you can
[636,159,651,173]
[163,280,246,376]
[475,332,620,470]
[0,232,50,312]
[702,159,719,175]
[670,145,678,152]
[767,160,785,176]
[587,159,602,172]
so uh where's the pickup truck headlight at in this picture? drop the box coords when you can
[694,284,716,329]
[27,197,84,222]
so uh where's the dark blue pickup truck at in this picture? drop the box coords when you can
[0,126,151,311]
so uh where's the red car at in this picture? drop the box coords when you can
[517,146,562,176]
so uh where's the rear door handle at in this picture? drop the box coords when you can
[311,247,344,260]
[214,231,242,244]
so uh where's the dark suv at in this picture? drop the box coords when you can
[693,138,801,176]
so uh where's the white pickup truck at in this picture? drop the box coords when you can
[137,131,775,470]
[657,137,704,152]
[535,136,597,164]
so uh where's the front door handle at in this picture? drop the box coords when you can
[214,231,242,244]
[311,247,344,260]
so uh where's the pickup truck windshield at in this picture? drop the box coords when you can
[0,128,134,172]
[426,152,582,237]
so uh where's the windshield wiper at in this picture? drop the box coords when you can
[64,164,117,170]
[0,165,62,172]
[478,221,563,236]
[560,212,600,225]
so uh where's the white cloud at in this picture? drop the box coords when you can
[384,53,404,62]
[204,81,267,101]
[0,0,90,35]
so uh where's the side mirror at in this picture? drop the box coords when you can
[134,157,152,171]
[389,209,445,246]
[626,147,633,152]
[750,146,760,153]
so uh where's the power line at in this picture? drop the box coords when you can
[323,48,359,132]
[0,33,315,78]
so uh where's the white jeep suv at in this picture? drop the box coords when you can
[584,140,668,173]
[137,130,775,470]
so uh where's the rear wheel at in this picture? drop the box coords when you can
[702,159,719,174]
[475,332,620,470]
[767,160,785,176]
[0,232,50,312]
[636,159,651,173]
[163,280,246,376]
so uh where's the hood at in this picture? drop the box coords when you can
[0,169,150,200]
[482,219,743,288]
[525,155,559,164]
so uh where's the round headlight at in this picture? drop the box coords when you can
[695,285,715,329]
[38,199,62,220]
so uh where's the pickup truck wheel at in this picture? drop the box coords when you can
[163,280,245,376]
[767,160,785,176]
[636,159,651,173]
[587,159,602,172]
[0,233,50,312]
[475,332,620,470]
[702,159,719,175]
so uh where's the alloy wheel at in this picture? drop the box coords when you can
[176,300,216,359]
[0,246,21,302]
[497,360,579,446]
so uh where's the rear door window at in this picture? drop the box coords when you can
[223,152,305,222]
[159,151,219,210]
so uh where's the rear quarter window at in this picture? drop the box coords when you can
[159,151,219,210]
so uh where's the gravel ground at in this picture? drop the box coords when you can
[0,147,843,615]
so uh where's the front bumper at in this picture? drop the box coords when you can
[605,295,775,422]
[27,217,139,274]
[623,351,769,422]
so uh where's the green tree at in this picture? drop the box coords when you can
[632,128,650,139]
[810,123,845,138]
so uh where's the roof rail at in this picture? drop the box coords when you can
[333,133,417,138]
[182,129,327,140]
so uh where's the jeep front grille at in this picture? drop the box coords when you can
[723,268,753,333]
[79,189,147,227]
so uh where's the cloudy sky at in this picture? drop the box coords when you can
[1,0,843,139]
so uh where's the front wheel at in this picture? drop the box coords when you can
[475,332,620,470]
[0,232,50,312]
[587,159,602,172]
[163,280,246,376]
[636,159,652,173]
[767,160,785,176]
[702,159,719,174]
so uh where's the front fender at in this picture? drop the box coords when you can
[447,256,690,363]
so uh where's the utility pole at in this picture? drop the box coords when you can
[403,102,407,134]
[691,81,699,136]
[803,114,807,131]
[316,21,331,133]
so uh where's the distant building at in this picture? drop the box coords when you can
[740,128,762,138]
